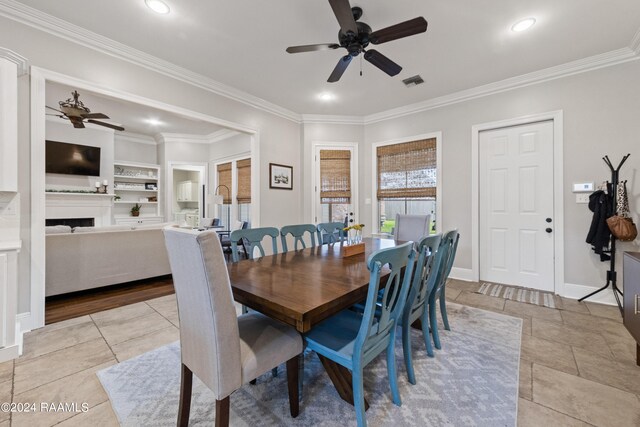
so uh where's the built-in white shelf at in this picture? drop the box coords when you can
[114,201,158,204]
[113,188,157,193]
[113,175,158,181]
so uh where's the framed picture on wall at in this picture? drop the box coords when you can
[269,163,293,190]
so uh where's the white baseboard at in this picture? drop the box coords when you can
[562,283,618,306]
[0,344,19,363]
[450,267,474,282]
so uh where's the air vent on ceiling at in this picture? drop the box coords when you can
[402,75,424,87]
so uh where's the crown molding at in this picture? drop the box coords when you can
[631,27,640,55]
[208,128,241,143]
[157,133,212,144]
[0,47,27,75]
[0,0,301,123]
[115,131,157,145]
[364,47,640,124]
[301,114,364,125]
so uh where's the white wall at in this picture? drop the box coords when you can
[364,60,640,291]
[0,16,301,315]
[45,119,114,191]
[114,134,157,164]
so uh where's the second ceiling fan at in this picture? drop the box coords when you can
[286,0,428,83]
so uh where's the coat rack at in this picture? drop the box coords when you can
[580,153,631,315]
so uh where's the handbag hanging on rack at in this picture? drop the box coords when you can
[606,180,637,241]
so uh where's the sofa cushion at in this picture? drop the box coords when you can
[73,225,132,233]
[45,225,72,235]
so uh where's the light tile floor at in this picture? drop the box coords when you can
[1,280,639,426]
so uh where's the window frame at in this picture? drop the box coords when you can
[371,132,443,236]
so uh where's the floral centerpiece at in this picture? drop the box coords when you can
[343,223,365,245]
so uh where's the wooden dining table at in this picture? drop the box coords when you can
[228,237,398,409]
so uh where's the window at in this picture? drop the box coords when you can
[376,139,437,234]
[319,149,351,223]
[236,158,251,223]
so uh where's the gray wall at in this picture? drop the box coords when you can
[364,60,640,289]
[114,135,157,164]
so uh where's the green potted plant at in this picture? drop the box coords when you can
[130,203,141,217]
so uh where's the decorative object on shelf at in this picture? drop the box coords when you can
[114,195,121,201]
[130,203,141,217]
[148,196,157,202]
[212,185,231,231]
[269,163,293,190]
[94,180,109,194]
[145,183,158,190]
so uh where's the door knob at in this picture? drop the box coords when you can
[546,218,552,223]
[546,228,553,233]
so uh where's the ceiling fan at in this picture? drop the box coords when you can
[46,90,125,131]
[286,0,428,83]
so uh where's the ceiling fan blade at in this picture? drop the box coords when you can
[87,119,125,132]
[46,105,64,114]
[364,50,402,76]
[286,44,340,54]
[81,112,110,119]
[329,0,358,35]
[70,118,85,129]
[328,55,352,83]
[370,17,428,44]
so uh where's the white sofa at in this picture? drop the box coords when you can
[45,223,175,296]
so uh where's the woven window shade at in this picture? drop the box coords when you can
[377,139,437,200]
[320,150,351,204]
[216,162,232,204]
[236,158,251,204]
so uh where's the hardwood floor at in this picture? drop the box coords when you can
[45,275,175,324]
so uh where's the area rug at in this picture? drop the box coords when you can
[97,303,521,426]
[476,282,558,308]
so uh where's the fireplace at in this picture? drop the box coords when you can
[46,218,95,228]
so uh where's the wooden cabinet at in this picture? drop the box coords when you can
[623,252,640,366]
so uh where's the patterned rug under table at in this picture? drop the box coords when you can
[98,303,522,426]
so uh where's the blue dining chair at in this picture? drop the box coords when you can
[429,229,460,350]
[280,224,317,252]
[230,227,279,263]
[401,234,443,384]
[316,222,345,244]
[304,241,416,427]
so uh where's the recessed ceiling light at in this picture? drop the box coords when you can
[145,0,170,14]
[318,92,335,102]
[145,118,163,126]
[511,18,536,32]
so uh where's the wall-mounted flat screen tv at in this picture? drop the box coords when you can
[46,140,101,176]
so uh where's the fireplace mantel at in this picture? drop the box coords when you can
[45,192,114,226]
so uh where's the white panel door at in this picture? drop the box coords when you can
[479,121,554,291]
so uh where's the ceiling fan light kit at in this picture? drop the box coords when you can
[286,0,428,83]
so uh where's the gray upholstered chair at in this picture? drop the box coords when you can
[163,228,303,426]
[393,214,431,242]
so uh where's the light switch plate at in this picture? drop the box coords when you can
[576,193,590,204]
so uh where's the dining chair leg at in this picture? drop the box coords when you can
[439,289,451,331]
[352,365,367,427]
[286,356,300,417]
[429,300,442,350]
[177,363,192,427]
[386,340,402,406]
[420,312,434,358]
[298,352,305,401]
[215,397,230,427]
[402,323,416,385]
[272,367,278,377]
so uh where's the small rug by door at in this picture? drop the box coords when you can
[476,282,558,308]
[97,303,521,426]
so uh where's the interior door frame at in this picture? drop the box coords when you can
[166,161,208,222]
[471,111,564,294]
[311,141,359,225]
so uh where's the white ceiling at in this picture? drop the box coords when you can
[46,82,225,136]
[19,0,640,116]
